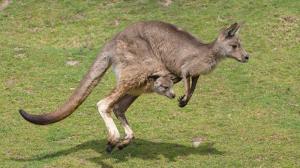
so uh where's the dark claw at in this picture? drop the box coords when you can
[178,95,187,107]
[178,101,187,107]
[117,144,127,150]
[177,95,185,103]
[106,142,116,153]
[118,145,124,150]
[177,95,184,101]
[116,137,134,150]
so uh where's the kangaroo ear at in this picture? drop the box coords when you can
[223,22,241,38]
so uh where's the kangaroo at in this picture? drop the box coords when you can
[20,21,249,152]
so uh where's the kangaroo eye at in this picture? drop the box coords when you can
[231,45,238,49]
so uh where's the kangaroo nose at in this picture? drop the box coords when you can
[170,93,176,99]
[167,92,176,99]
[245,54,250,60]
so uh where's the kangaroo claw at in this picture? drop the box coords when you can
[116,137,134,150]
[106,142,116,153]
[117,143,128,150]
[178,95,187,107]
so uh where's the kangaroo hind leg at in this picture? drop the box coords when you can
[97,87,128,153]
[113,94,139,150]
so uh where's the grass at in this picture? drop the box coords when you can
[0,0,299,167]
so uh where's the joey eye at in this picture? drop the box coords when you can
[162,86,169,90]
[231,44,238,49]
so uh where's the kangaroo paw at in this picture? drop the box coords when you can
[178,95,187,107]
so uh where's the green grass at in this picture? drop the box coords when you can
[0,0,299,167]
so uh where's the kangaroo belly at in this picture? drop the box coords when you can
[128,90,144,96]
[128,82,153,96]
[128,89,151,96]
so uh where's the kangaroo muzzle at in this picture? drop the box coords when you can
[241,54,250,63]
[166,90,176,99]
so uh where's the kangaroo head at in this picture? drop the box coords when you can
[215,23,249,63]
[148,74,175,99]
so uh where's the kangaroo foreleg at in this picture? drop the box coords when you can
[178,75,199,107]
[178,74,191,107]
[190,76,199,94]
[113,94,139,150]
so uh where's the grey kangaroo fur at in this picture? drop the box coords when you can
[19,21,249,152]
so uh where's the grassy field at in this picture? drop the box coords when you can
[0,0,299,167]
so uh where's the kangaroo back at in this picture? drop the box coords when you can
[19,53,111,125]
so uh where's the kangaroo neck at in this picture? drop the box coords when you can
[202,39,225,63]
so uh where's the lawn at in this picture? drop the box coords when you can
[0,0,299,167]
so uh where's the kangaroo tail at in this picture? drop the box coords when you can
[19,53,111,125]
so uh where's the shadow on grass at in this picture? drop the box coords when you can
[12,139,224,167]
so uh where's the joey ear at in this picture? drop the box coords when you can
[223,22,241,38]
